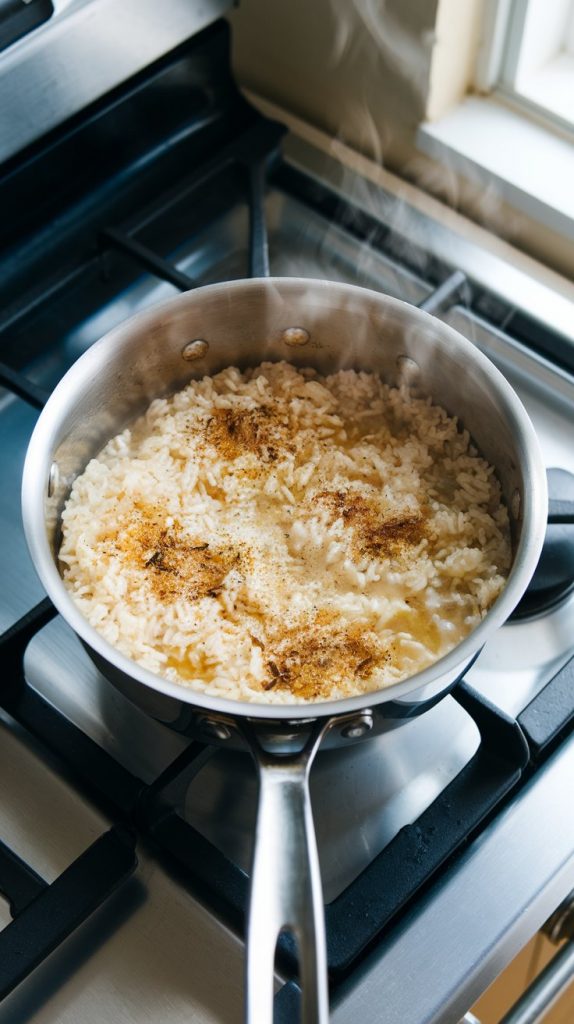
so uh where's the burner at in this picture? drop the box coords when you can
[511,468,574,620]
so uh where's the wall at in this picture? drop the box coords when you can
[427,0,485,119]
[229,0,439,170]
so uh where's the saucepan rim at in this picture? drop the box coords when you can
[21,277,548,721]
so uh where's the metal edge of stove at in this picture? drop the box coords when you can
[331,735,574,1024]
[277,130,574,348]
[0,0,231,166]
[442,305,574,405]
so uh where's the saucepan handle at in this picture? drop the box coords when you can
[240,719,331,1024]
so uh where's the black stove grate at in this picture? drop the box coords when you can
[0,361,48,409]
[1,600,139,1000]
[0,826,136,1002]
[96,115,281,292]
[519,653,574,761]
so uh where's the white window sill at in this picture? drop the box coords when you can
[417,96,574,241]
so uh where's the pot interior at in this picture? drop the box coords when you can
[44,278,532,553]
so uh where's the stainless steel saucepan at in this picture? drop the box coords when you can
[22,278,547,1023]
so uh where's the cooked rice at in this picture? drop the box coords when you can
[59,361,511,704]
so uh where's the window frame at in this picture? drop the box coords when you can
[475,0,574,138]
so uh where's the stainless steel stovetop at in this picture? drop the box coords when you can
[1,12,574,1024]
[1,157,574,1024]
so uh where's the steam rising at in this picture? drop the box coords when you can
[270,0,440,297]
[300,0,516,271]
[328,0,435,98]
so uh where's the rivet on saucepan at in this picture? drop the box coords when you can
[341,712,374,740]
[182,339,209,361]
[396,355,420,382]
[47,462,59,498]
[511,488,522,520]
[200,717,232,742]
[281,327,310,347]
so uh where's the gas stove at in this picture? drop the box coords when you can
[1,7,574,1024]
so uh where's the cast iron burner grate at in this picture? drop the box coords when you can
[0,825,136,1003]
[0,602,138,1002]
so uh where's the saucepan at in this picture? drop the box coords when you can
[22,278,547,1023]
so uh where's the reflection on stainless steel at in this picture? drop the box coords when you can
[0,0,230,164]
[466,591,574,716]
[24,618,189,783]
[184,697,478,902]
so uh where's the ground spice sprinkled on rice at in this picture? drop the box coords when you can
[59,361,511,704]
